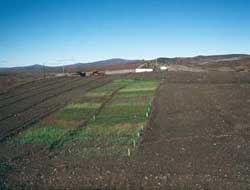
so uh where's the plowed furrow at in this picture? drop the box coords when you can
[0,77,112,141]
[0,77,78,101]
[0,77,98,122]
[0,77,80,108]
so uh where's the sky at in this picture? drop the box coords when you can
[0,0,250,67]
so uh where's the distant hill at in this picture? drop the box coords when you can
[0,64,47,73]
[1,55,250,73]
[0,58,138,73]
[157,54,250,65]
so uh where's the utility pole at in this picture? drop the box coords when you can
[43,62,46,79]
[155,58,158,71]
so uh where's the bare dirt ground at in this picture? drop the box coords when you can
[0,76,115,141]
[1,71,250,189]
[135,72,250,189]
[0,73,43,94]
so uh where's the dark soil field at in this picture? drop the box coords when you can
[0,73,43,94]
[0,76,116,141]
[1,71,250,189]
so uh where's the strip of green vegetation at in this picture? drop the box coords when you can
[54,102,102,121]
[55,108,95,121]
[66,103,101,109]
[102,105,147,116]
[15,80,126,147]
[63,79,159,156]
[16,79,160,157]
[85,80,125,97]
[116,90,155,98]
[17,125,69,146]
[110,96,152,105]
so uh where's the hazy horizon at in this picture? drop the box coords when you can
[1,0,250,67]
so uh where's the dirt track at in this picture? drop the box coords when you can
[1,71,250,189]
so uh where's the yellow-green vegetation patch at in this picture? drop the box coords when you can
[15,81,129,148]
[54,102,103,121]
[91,115,147,126]
[16,125,70,146]
[15,79,160,157]
[64,123,145,157]
[41,118,82,129]
[85,81,125,97]
[55,108,95,121]
[82,122,145,140]
[121,80,159,90]
[66,103,101,109]
[119,86,158,92]
[110,96,152,105]
[116,90,156,98]
[63,79,160,157]
[98,104,149,118]
[109,101,150,107]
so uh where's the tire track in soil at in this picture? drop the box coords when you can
[0,77,112,141]
[0,77,80,108]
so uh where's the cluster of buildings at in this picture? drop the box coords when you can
[89,65,168,76]
[55,62,168,77]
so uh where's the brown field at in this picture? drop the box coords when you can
[0,73,42,94]
[0,75,119,141]
[1,71,250,189]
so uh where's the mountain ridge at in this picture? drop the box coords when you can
[1,54,250,73]
[0,58,138,73]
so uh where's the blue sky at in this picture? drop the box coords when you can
[0,0,250,67]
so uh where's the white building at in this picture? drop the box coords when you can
[135,68,153,73]
[105,69,135,75]
[160,66,168,70]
